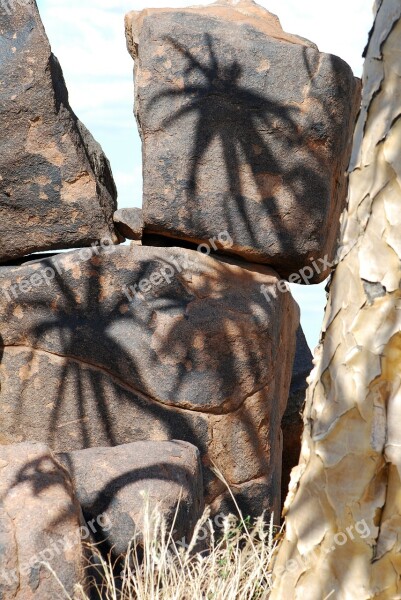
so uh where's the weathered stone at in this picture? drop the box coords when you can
[0,442,85,599]
[281,326,314,505]
[114,207,143,240]
[125,0,360,282]
[58,440,204,556]
[0,0,119,263]
[0,244,299,517]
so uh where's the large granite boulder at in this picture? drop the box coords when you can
[281,326,314,505]
[58,440,204,556]
[0,0,119,263]
[0,442,85,599]
[125,0,360,282]
[0,244,299,518]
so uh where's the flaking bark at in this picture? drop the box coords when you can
[271,1,401,598]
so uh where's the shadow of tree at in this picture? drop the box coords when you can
[0,244,295,522]
[145,33,345,273]
[7,451,197,552]
[4,442,200,597]
[0,453,82,554]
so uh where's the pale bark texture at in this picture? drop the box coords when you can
[271,1,401,598]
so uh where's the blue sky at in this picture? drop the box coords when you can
[36,0,374,350]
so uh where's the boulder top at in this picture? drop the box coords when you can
[125,0,317,60]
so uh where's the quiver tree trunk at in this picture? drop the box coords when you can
[271,1,401,598]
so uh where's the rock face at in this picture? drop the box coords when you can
[0,244,299,517]
[125,0,360,282]
[58,440,204,556]
[0,442,85,599]
[281,326,314,505]
[0,0,119,263]
[113,207,143,240]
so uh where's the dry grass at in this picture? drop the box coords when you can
[50,472,279,600]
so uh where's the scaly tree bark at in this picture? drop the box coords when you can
[271,1,401,598]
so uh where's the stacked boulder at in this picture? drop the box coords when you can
[125,0,360,281]
[0,440,203,598]
[0,443,85,599]
[124,0,360,506]
[0,243,299,521]
[0,0,360,595]
[0,0,119,261]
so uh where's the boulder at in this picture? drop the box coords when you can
[0,442,85,599]
[58,440,204,556]
[0,244,299,518]
[281,326,314,504]
[114,207,143,240]
[125,0,360,282]
[0,0,119,263]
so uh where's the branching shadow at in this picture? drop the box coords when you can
[0,245,292,522]
[147,34,339,270]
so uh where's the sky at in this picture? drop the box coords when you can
[36,0,374,350]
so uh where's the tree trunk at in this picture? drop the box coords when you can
[271,1,401,598]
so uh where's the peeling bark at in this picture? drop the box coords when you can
[271,1,401,598]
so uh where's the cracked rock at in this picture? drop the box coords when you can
[58,440,204,557]
[125,0,360,282]
[0,0,119,263]
[0,442,85,599]
[0,244,299,517]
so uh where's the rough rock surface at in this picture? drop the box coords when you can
[114,207,143,240]
[0,244,299,517]
[58,440,204,556]
[0,442,85,599]
[125,0,360,282]
[281,326,313,506]
[0,0,119,263]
